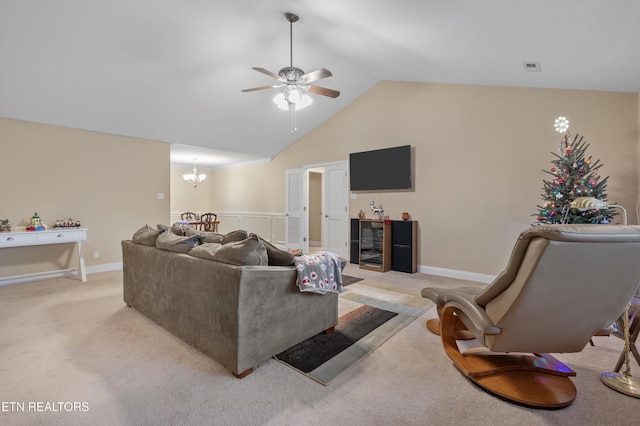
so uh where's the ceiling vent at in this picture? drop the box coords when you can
[523,62,542,72]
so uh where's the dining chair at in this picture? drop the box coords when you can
[201,212,218,232]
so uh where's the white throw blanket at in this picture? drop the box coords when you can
[295,252,344,294]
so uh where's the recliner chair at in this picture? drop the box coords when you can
[422,224,640,408]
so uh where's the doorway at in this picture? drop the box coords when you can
[285,161,349,259]
[308,168,324,252]
[302,161,349,259]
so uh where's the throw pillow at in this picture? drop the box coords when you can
[171,223,196,236]
[156,232,200,253]
[188,243,223,260]
[211,234,268,266]
[132,225,162,246]
[199,232,224,244]
[156,224,171,234]
[183,226,200,237]
[249,233,295,266]
[222,229,248,244]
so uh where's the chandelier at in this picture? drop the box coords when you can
[183,158,206,188]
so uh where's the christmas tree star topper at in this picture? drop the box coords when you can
[554,116,570,134]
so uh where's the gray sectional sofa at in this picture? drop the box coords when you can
[122,226,339,378]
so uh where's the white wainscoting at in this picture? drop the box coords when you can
[170,211,287,244]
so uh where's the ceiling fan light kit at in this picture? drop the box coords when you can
[242,12,340,134]
[273,86,313,111]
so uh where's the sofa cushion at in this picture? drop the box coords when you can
[211,234,268,266]
[156,232,200,253]
[199,232,224,244]
[222,230,249,244]
[249,233,295,266]
[132,225,163,246]
[188,243,223,260]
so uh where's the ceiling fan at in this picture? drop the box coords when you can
[241,12,340,133]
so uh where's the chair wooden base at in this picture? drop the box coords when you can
[426,305,476,340]
[440,305,577,409]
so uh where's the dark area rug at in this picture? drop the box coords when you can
[274,279,429,385]
[341,275,364,286]
[275,305,397,374]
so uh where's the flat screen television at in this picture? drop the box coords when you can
[349,145,412,191]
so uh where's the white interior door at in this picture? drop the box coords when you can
[285,168,304,250]
[323,162,349,259]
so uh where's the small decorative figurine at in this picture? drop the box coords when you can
[54,217,81,228]
[0,219,11,232]
[358,210,365,219]
[370,200,384,220]
[26,212,45,231]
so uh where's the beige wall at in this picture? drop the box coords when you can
[204,81,639,276]
[0,118,170,279]
[171,160,286,215]
[6,81,636,281]
[170,166,215,217]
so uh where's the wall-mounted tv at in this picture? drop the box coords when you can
[349,145,412,191]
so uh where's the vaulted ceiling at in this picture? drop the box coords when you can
[1,1,639,168]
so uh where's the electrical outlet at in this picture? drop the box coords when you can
[93,251,100,258]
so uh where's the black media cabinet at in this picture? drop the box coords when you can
[350,218,418,273]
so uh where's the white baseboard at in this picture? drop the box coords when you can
[0,261,493,287]
[0,269,77,287]
[418,265,496,284]
[87,262,122,274]
[0,262,123,287]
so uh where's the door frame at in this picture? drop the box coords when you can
[302,160,349,256]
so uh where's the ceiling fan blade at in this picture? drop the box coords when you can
[252,67,285,81]
[241,84,286,93]
[307,85,340,98]
[302,68,333,84]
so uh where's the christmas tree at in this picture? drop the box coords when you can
[534,117,613,224]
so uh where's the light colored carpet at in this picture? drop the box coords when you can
[1,265,640,426]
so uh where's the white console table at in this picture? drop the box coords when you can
[0,228,88,282]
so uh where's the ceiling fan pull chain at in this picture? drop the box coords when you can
[290,103,297,134]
